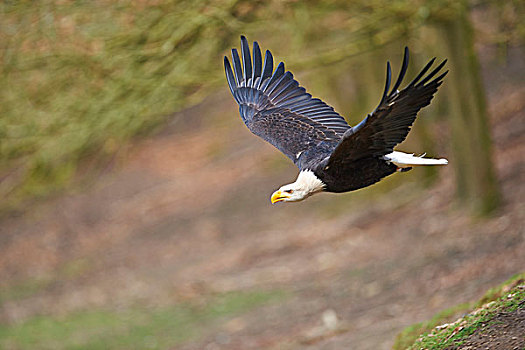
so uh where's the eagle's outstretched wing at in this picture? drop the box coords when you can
[327,48,448,166]
[224,36,350,168]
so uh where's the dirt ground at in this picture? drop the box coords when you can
[0,47,524,349]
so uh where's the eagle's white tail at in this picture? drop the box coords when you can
[384,151,448,168]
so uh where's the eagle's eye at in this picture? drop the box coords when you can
[285,189,294,194]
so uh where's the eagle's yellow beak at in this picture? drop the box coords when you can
[271,190,289,204]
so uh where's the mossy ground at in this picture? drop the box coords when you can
[393,273,525,350]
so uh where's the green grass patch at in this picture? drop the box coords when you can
[393,273,525,350]
[0,278,53,304]
[392,302,473,350]
[0,259,92,304]
[0,289,288,349]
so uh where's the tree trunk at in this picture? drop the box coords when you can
[436,5,500,215]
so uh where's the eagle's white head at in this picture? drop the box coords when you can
[270,170,326,203]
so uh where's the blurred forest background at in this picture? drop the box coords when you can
[0,0,524,349]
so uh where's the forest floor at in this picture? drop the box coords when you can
[0,48,524,349]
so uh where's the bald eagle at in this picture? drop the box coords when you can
[224,36,448,203]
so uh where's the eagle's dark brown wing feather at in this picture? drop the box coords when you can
[246,107,340,167]
[328,48,448,165]
[224,36,350,168]
[225,39,447,172]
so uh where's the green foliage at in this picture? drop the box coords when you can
[0,0,241,208]
[0,278,53,303]
[0,259,92,304]
[0,0,445,209]
[393,273,525,350]
[1,0,521,209]
[0,289,287,349]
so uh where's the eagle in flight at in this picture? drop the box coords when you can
[224,36,448,203]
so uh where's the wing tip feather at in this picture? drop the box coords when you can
[225,36,351,135]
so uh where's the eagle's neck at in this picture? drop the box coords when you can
[294,170,326,195]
